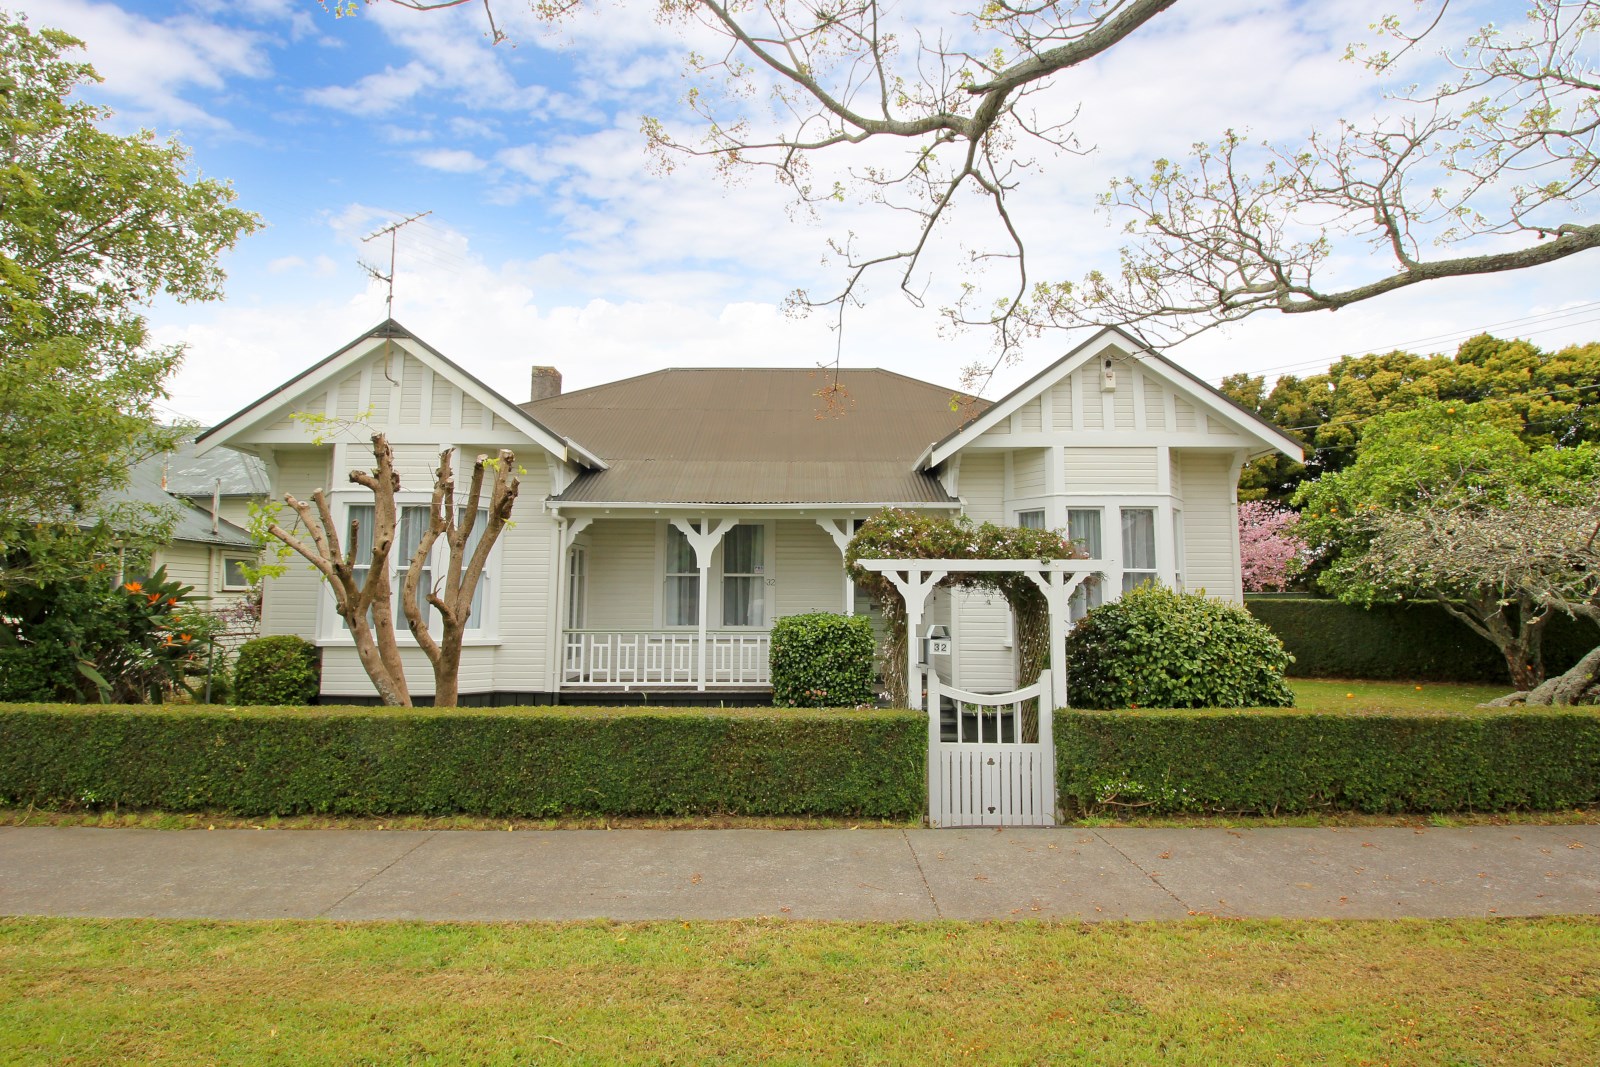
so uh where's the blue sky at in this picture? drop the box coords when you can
[14,0,1599,424]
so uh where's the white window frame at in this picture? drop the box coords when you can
[220,554,253,592]
[321,496,500,645]
[1119,506,1159,593]
[663,521,700,628]
[719,522,768,629]
[566,544,588,630]
[1016,508,1046,530]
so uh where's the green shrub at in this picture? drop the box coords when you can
[1056,707,1600,815]
[768,612,876,707]
[1067,584,1295,709]
[1245,596,1594,682]
[233,636,319,706]
[0,704,926,818]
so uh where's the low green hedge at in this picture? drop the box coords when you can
[1245,597,1594,682]
[1055,708,1600,815]
[0,704,924,818]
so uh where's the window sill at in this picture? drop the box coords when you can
[315,636,503,649]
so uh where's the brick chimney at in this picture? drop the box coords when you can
[530,365,562,402]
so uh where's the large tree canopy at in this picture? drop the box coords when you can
[1293,400,1600,690]
[368,0,1595,381]
[0,15,259,584]
[1221,332,1600,499]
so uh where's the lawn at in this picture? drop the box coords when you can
[2,917,1597,1065]
[1285,679,1511,714]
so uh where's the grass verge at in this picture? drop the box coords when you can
[2,917,1597,1065]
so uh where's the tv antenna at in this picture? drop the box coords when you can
[360,210,432,319]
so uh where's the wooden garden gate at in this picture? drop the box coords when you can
[926,670,1055,827]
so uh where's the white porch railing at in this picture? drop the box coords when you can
[562,631,771,687]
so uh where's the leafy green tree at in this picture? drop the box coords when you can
[1293,401,1600,689]
[1222,333,1600,500]
[0,15,259,588]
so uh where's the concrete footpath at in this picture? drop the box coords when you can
[1,824,1597,922]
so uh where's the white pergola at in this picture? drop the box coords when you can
[854,559,1104,710]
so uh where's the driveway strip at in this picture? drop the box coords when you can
[1,825,1596,922]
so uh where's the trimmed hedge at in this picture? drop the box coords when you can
[769,612,876,707]
[0,704,925,818]
[233,635,320,706]
[1055,708,1600,815]
[1245,596,1594,682]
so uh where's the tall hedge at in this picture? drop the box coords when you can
[1055,708,1600,815]
[1245,597,1594,682]
[0,704,924,818]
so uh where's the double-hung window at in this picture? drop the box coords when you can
[1068,507,1104,621]
[664,524,699,626]
[342,503,490,633]
[722,524,765,627]
[1120,507,1158,592]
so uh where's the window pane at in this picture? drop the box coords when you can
[567,547,586,629]
[1121,508,1156,569]
[723,575,763,627]
[666,525,697,573]
[1067,509,1102,557]
[396,506,433,618]
[724,524,762,574]
[1069,575,1103,622]
[1017,509,1045,530]
[457,507,490,621]
[665,574,699,625]
[348,505,375,566]
[222,557,250,589]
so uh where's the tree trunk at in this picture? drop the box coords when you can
[1006,587,1049,743]
[1522,642,1600,706]
[1436,592,1546,692]
[879,595,909,709]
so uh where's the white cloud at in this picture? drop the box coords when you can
[415,148,488,174]
[305,61,437,116]
[11,0,274,130]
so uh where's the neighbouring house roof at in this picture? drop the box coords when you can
[159,438,271,498]
[109,453,257,549]
[526,367,987,506]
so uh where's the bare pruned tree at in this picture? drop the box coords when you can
[352,1,1598,389]
[267,432,521,706]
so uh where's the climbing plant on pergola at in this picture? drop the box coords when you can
[845,509,1093,709]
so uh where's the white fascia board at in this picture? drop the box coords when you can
[547,500,964,513]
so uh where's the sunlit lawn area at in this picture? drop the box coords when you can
[2,917,1597,1066]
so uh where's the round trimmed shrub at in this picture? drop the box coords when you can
[769,612,877,707]
[1067,584,1294,709]
[233,635,320,706]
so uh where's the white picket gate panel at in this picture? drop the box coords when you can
[927,670,1055,828]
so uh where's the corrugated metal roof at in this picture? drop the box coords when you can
[161,438,271,498]
[526,368,985,505]
[109,456,257,548]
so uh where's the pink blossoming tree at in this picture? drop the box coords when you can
[1238,501,1305,592]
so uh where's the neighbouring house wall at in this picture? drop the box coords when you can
[151,542,214,599]
[1178,451,1242,602]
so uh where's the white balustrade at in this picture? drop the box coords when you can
[563,631,771,687]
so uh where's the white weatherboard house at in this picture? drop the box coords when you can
[196,320,1302,711]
